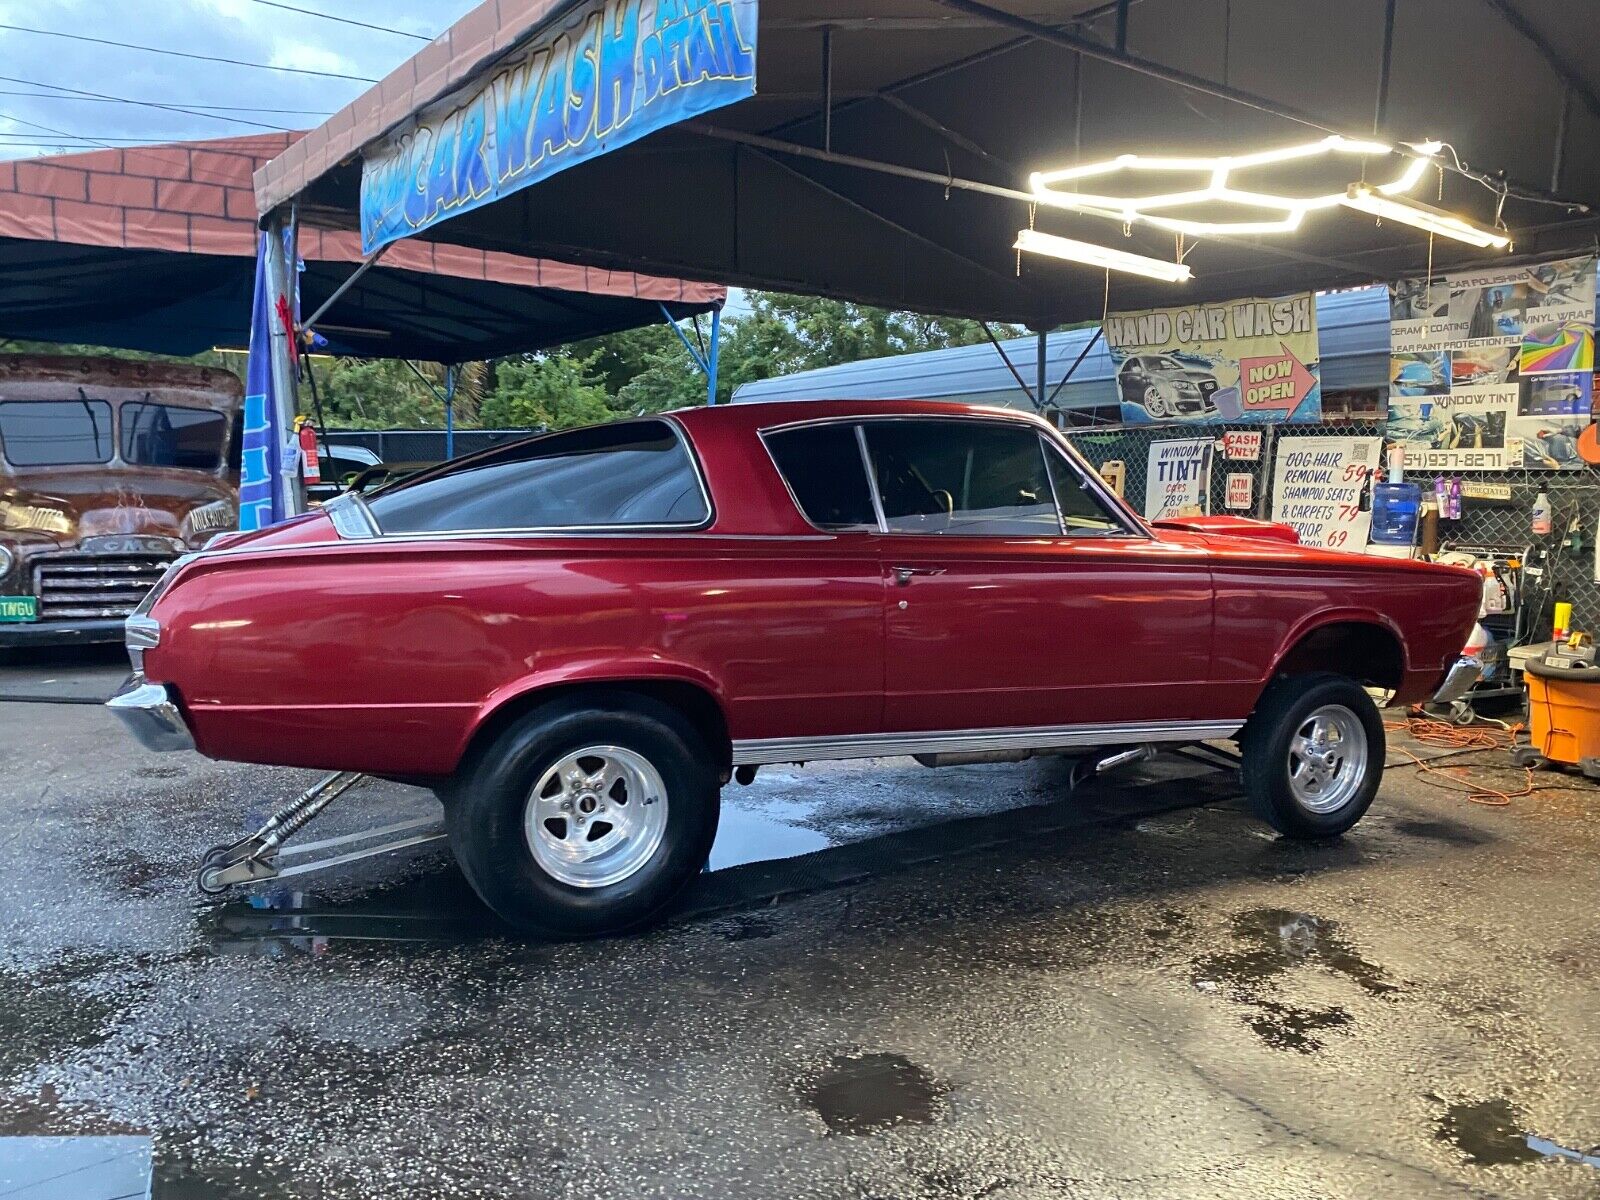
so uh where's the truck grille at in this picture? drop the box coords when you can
[33,555,174,621]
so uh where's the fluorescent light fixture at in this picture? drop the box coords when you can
[1029,134,1439,237]
[1014,228,1192,282]
[1341,184,1511,248]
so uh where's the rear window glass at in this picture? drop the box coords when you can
[0,399,114,466]
[763,423,877,530]
[121,402,227,470]
[367,419,709,534]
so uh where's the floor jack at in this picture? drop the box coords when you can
[197,771,447,895]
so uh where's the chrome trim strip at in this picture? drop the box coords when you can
[730,719,1242,765]
[854,424,890,533]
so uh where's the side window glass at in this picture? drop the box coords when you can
[1041,436,1127,536]
[763,423,877,531]
[864,420,1060,536]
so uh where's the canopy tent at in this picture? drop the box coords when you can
[0,132,723,361]
[254,0,1600,330]
[732,285,1392,412]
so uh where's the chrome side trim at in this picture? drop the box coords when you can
[325,492,378,540]
[107,678,195,753]
[1432,658,1481,704]
[730,719,1243,765]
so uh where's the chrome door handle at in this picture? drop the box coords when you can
[893,565,946,586]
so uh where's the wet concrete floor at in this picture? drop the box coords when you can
[0,647,1597,1197]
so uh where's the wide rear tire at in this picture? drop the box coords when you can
[442,695,720,937]
[1239,673,1384,838]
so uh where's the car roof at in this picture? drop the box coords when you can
[671,397,1048,437]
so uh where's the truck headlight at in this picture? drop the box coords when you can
[0,544,13,581]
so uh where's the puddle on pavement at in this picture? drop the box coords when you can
[798,1052,950,1135]
[1392,818,1488,847]
[1432,1097,1600,1168]
[1192,909,1397,1052]
[708,800,831,871]
[197,870,499,953]
[0,956,118,1078]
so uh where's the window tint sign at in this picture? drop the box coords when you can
[360,0,758,253]
[1105,292,1321,426]
[1144,438,1213,520]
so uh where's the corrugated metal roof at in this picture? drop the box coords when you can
[732,287,1390,410]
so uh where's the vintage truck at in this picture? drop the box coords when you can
[0,355,239,647]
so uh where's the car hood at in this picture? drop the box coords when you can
[2,469,234,548]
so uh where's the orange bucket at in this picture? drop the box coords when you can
[1524,658,1600,766]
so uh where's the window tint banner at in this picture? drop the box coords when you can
[1106,292,1320,426]
[1144,438,1212,520]
[238,234,279,532]
[359,0,758,254]
[1385,254,1596,472]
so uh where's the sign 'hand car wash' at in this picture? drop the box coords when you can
[360,0,758,254]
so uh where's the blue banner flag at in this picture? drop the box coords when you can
[360,0,758,254]
[238,234,281,531]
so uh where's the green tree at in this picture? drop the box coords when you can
[478,353,612,430]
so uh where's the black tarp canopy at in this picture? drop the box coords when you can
[254,0,1600,328]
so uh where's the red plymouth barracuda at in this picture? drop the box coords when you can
[109,401,1482,936]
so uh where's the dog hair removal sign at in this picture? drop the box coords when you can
[1106,292,1321,425]
[1270,434,1381,550]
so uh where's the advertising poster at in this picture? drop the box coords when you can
[1270,435,1380,550]
[1106,292,1321,425]
[1144,438,1213,520]
[1386,255,1596,470]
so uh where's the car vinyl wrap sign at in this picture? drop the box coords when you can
[1385,254,1597,471]
[359,0,758,253]
[1270,434,1380,550]
[1106,292,1321,425]
[1144,438,1213,520]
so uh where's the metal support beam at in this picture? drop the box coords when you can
[1483,0,1600,124]
[1372,0,1396,136]
[304,242,391,330]
[444,364,457,458]
[707,306,722,406]
[262,209,304,520]
[980,322,1037,405]
[878,93,1006,166]
[660,302,711,375]
[821,26,834,152]
[1036,329,1048,412]
[1552,84,1571,195]
[1113,0,1129,52]
[1046,326,1103,410]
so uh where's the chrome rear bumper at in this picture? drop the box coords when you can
[1432,658,1482,705]
[107,677,195,753]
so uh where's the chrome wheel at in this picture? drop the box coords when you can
[524,746,669,888]
[1287,704,1368,813]
[1143,384,1169,418]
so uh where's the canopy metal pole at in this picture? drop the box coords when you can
[1045,326,1103,412]
[262,208,304,518]
[444,364,457,458]
[707,306,722,406]
[304,242,391,330]
[659,303,711,374]
[1035,330,1048,412]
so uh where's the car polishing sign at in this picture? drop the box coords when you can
[360,0,758,253]
[1105,292,1321,426]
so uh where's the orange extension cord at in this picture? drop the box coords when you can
[1385,711,1532,807]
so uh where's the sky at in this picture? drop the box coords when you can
[0,0,475,159]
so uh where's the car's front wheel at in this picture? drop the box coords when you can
[1239,673,1383,837]
[442,695,720,937]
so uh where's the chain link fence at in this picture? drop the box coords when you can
[1063,420,1600,638]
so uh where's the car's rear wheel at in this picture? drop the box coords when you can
[1239,673,1383,838]
[442,695,720,937]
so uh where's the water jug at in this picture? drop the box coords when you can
[1369,481,1421,545]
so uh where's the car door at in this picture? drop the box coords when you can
[861,416,1215,735]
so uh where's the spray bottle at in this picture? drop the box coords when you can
[1532,490,1553,536]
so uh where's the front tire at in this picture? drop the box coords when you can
[443,696,720,937]
[1239,674,1383,838]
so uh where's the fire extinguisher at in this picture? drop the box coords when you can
[298,421,322,485]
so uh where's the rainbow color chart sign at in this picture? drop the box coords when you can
[1385,254,1596,471]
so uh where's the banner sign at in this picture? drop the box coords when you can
[239,234,281,532]
[1270,435,1380,551]
[1385,254,1596,471]
[1144,438,1213,520]
[360,0,758,253]
[1106,292,1320,425]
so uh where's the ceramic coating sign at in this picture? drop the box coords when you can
[1386,255,1596,471]
[1269,435,1380,550]
[1106,292,1320,425]
[1144,438,1213,520]
[361,0,758,253]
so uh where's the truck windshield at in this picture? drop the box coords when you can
[120,402,226,470]
[0,399,114,466]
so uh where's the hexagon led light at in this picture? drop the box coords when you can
[1028,135,1439,238]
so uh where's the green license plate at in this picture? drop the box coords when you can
[0,596,38,623]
